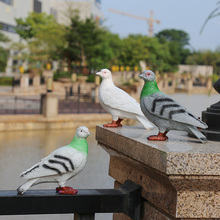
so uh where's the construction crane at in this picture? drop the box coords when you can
[108,8,160,37]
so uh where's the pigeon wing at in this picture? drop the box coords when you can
[142,92,207,129]
[20,147,83,179]
[101,86,143,115]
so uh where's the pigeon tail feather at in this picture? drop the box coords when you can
[17,179,38,194]
[136,115,154,130]
[188,126,207,143]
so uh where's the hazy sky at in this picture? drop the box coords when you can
[100,0,220,51]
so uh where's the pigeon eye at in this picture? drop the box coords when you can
[147,72,151,76]
[80,130,82,132]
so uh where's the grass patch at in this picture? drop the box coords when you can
[0,77,13,86]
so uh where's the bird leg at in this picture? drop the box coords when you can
[103,120,119,127]
[116,118,123,127]
[147,131,169,141]
[56,186,78,195]
[103,118,123,127]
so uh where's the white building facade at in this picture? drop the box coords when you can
[0,0,103,74]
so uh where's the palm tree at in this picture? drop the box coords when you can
[200,1,220,33]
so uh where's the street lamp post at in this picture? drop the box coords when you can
[202,79,220,141]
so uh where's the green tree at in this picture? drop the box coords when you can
[62,15,121,72]
[118,34,174,72]
[15,12,56,41]
[35,22,65,61]
[88,30,122,70]
[10,42,27,72]
[156,29,190,46]
[0,31,10,72]
[156,29,191,64]
[15,12,65,70]
[186,50,220,74]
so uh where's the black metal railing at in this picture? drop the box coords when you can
[0,180,141,220]
[0,92,106,115]
[58,99,106,114]
[0,96,41,114]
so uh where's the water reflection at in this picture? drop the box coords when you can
[0,128,114,220]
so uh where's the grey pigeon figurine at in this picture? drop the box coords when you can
[139,70,208,143]
[17,126,91,195]
[96,68,153,129]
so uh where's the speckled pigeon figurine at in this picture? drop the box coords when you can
[17,126,91,195]
[96,68,153,129]
[139,70,208,143]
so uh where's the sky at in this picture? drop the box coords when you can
[99,0,220,51]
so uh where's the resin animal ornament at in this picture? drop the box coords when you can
[17,126,91,195]
[139,70,208,143]
[96,68,153,129]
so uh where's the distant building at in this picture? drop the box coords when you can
[178,65,213,77]
[48,0,103,25]
[0,0,103,74]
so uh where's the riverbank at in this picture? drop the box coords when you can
[0,114,112,131]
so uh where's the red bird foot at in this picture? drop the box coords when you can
[103,119,123,128]
[147,132,169,141]
[56,186,78,195]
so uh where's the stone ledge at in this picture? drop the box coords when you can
[0,114,111,131]
[96,125,220,176]
[96,125,220,219]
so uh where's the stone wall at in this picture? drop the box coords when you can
[96,126,220,220]
[0,114,112,131]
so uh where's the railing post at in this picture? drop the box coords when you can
[14,96,17,114]
[74,213,95,220]
[119,180,142,220]
[41,93,58,117]
[77,84,81,113]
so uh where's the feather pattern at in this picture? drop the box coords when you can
[142,92,207,129]
[17,126,91,194]
[139,70,208,143]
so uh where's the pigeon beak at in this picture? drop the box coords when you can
[88,132,92,136]
[96,72,101,76]
[138,73,146,80]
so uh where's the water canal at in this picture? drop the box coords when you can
[0,93,219,220]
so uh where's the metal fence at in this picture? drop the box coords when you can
[0,96,41,114]
[0,180,141,220]
[58,99,105,114]
[0,96,106,115]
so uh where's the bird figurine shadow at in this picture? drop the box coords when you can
[17,126,92,195]
[96,68,153,129]
[139,70,208,143]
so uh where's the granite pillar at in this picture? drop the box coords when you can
[33,75,40,87]
[96,126,220,220]
[41,93,58,117]
[20,75,29,88]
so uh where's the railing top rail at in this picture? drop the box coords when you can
[0,180,141,220]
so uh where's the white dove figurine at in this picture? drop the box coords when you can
[139,70,208,143]
[17,126,91,195]
[96,68,153,129]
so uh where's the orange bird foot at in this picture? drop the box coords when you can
[56,186,78,195]
[103,121,119,127]
[147,132,169,141]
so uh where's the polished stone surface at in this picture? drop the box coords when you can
[96,125,220,175]
[96,125,220,219]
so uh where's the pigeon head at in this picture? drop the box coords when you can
[76,126,92,139]
[139,70,156,82]
[96,69,112,79]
